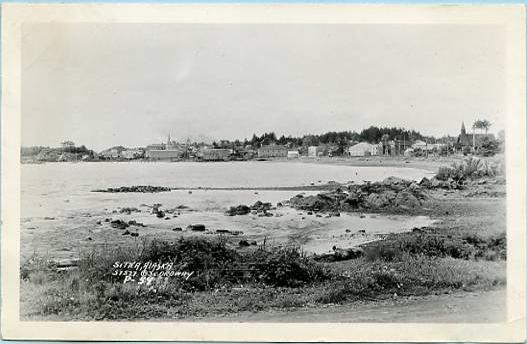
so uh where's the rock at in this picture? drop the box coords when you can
[365,193,390,208]
[316,214,322,217]
[226,205,251,216]
[357,229,366,234]
[122,230,131,235]
[172,227,183,231]
[119,207,140,215]
[87,237,93,241]
[307,211,313,215]
[128,220,145,227]
[419,177,432,188]
[156,211,166,218]
[44,217,55,220]
[345,229,351,233]
[238,240,250,247]
[96,220,102,225]
[130,232,139,237]
[394,191,421,208]
[250,240,257,246]
[110,219,129,229]
[277,202,283,207]
[231,230,244,236]
[165,217,170,220]
[92,186,171,193]
[188,191,192,194]
[251,201,272,212]
[187,224,206,231]
[216,229,231,234]
[105,218,110,222]
[359,214,366,219]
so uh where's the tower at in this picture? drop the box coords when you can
[461,122,466,136]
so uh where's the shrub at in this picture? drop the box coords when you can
[435,157,501,182]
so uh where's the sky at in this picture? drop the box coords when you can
[22,23,506,151]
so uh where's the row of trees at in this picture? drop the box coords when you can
[239,126,432,149]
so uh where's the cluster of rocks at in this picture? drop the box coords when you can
[92,185,172,193]
[418,176,463,190]
[314,247,365,262]
[119,207,140,215]
[288,177,428,212]
[225,200,275,216]
[108,219,145,229]
[238,239,258,247]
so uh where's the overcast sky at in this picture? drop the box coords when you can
[22,23,506,151]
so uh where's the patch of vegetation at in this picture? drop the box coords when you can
[362,231,506,262]
[435,156,501,182]
[20,230,506,320]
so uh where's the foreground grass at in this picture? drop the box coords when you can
[21,231,505,320]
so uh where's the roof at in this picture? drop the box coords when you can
[349,142,373,150]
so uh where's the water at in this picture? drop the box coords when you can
[21,161,434,258]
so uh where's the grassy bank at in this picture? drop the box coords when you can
[21,222,505,320]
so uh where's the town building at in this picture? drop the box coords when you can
[308,146,320,158]
[145,134,184,160]
[457,122,495,151]
[146,149,184,160]
[257,145,288,158]
[370,143,383,156]
[287,150,300,159]
[348,142,373,157]
[199,148,233,161]
[121,148,145,160]
[411,140,427,150]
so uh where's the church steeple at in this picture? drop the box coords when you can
[461,122,466,136]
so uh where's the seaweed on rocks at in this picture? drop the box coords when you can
[92,186,172,193]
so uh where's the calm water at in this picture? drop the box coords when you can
[21,161,434,258]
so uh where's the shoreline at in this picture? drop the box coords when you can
[21,155,462,173]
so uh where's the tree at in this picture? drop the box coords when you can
[481,120,492,135]
[472,120,484,134]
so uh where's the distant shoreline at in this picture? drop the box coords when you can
[21,155,460,173]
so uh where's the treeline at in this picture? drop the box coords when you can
[217,126,432,149]
[21,145,95,157]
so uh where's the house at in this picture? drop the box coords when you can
[145,143,166,151]
[308,146,319,158]
[146,149,184,160]
[257,145,288,158]
[370,143,383,156]
[412,140,427,150]
[121,148,145,160]
[287,150,300,159]
[200,148,232,161]
[348,142,373,157]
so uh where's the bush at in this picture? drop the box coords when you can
[435,157,501,182]
[247,247,330,287]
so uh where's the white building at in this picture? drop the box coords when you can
[287,150,300,159]
[412,140,427,150]
[370,143,382,156]
[348,142,373,157]
[308,146,319,158]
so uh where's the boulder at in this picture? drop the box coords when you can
[394,191,421,208]
[226,205,251,216]
[187,224,206,232]
[365,193,390,209]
